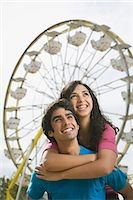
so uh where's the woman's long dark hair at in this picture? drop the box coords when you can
[60,80,118,151]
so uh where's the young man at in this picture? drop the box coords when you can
[27,99,132,200]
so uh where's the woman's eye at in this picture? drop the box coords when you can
[84,92,89,96]
[70,94,77,99]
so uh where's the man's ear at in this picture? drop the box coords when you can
[48,130,54,137]
[77,124,79,131]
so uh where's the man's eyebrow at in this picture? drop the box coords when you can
[52,111,73,121]
[66,112,73,116]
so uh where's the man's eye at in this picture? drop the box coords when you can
[54,118,61,122]
[68,115,73,119]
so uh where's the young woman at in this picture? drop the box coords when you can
[36,80,133,199]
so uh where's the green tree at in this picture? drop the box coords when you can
[0,176,28,200]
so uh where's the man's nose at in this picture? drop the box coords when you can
[63,117,69,125]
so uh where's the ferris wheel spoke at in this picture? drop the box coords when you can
[3,19,133,186]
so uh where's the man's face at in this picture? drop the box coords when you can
[49,108,79,142]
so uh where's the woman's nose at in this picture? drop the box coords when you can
[77,95,84,102]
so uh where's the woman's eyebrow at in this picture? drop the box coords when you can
[71,90,88,94]
[71,92,76,94]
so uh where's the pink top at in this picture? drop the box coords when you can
[98,124,117,155]
[98,124,118,194]
[43,139,57,152]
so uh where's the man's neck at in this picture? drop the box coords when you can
[57,139,80,155]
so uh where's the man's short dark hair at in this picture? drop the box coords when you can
[42,99,79,140]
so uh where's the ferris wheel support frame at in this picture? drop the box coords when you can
[6,128,43,200]
[3,19,133,197]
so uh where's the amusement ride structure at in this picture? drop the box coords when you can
[3,19,133,199]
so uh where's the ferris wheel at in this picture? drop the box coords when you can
[3,19,133,185]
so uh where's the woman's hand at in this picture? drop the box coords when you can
[35,164,63,181]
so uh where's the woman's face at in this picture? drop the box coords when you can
[70,84,93,118]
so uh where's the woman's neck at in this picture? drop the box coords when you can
[79,116,90,138]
